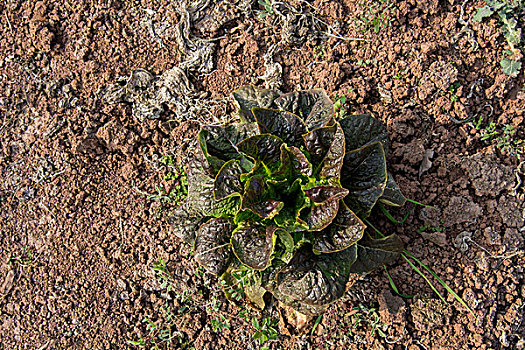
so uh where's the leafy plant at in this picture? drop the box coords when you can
[170,86,406,316]
[473,0,524,77]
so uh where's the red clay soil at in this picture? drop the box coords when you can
[1,0,524,349]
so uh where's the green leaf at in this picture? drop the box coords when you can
[500,58,521,78]
[194,218,234,275]
[242,175,284,219]
[168,200,205,244]
[237,134,284,172]
[275,90,334,130]
[231,224,277,270]
[252,317,260,329]
[273,179,309,231]
[234,209,262,225]
[232,86,280,122]
[276,228,294,253]
[276,244,357,306]
[303,186,349,230]
[341,142,387,218]
[270,144,293,180]
[214,159,244,200]
[472,5,494,22]
[339,114,389,155]
[252,108,307,148]
[313,201,365,253]
[379,172,407,207]
[187,150,241,217]
[349,233,403,273]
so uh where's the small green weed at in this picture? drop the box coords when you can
[333,89,355,119]
[128,305,192,349]
[440,82,461,102]
[392,73,403,80]
[334,93,347,119]
[417,221,445,234]
[473,116,524,159]
[252,317,279,349]
[355,0,394,34]
[148,156,188,207]
[473,0,524,77]
[152,259,174,291]
[8,246,34,266]
[350,303,388,338]
[356,58,377,67]
[313,45,327,60]
[258,0,274,19]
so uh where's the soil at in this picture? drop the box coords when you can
[1,0,524,349]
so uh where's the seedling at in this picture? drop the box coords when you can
[350,303,388,338]
[252,317,279,349]
[440,82,461,102]
[313,45,327,60]
[258,0,274,19]
[357,59,376,67]
[417,222,445,234]
[148,159,188,207]
[392,73,402,80]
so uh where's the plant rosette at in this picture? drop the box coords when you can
[169,86,406,316]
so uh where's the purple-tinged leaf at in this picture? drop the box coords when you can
[276,244,357,307]
[195,218,234,275]
[198,123,259,174]
[252,108,307,148]
[288,146,313,177]
[379,172,406,207]
[232,86,280,122]
[303,186,349,230]
[231,224,278,270]
[237,134,284,172]
[313,201,365,253]
[187,150,240,217]
[341,141,387,218]
[242,175,283,219]
[275,90,334,130]
[214,159,244,200]
[349,234,403,273]
[339,114,389,155]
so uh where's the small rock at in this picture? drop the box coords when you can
[497,195,525,228]
[443,196,483,227]
[377,289,405,323]
[0,269,15,295]
[420,230,447,247]
[461,153,515,197]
